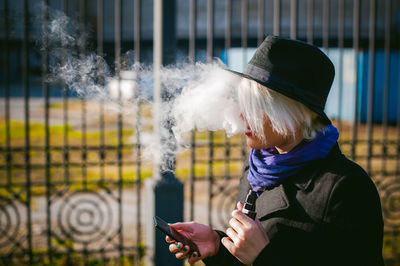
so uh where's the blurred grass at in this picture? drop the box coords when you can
[2,118,400,191]
[0,119,245,196]
[0,120,134,147]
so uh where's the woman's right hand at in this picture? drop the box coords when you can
[166,222,220,264]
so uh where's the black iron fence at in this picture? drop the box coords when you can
[1,0,400,265]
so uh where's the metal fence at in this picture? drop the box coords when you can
[1,0,400,265]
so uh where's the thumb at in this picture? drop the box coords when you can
[236,201,243,211]
[170,222,195,233]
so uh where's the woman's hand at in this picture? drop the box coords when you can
[166,222,220,264]
[222,202,270,265]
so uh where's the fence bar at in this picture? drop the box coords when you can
[135,76,143,264]
[307,0,313,44]
[96,0,106,261]
[189,0,196,221]
[133,0,142,264]
[208,133,214,227]
[393,231,399,265]
[42,1,53,264]
[242,0,248,64]
[337,0,344,133]
[396,47,400,266]
[79,0,88,191]
[273,0,280,36]
[114,0,124,263]
[396,45,400,179]
[97,0,106,187]
[322,0,329,49]
[381,0,391,177]
[3,0,11,187]
[223,0,233,219]
[366,0,376,174]
[351,0,360,160]
[224,136,231,184]
[61,0,70,189]
[257,0,264,45]
[290,0,297,39]
[134,0,141,62]
[207,0,214,60]
[397,50,400,176]
[189,0,196,62]
[207,0,214,226]
[225,0,231,52]
[22,0,33,263]
[79,1,89,262]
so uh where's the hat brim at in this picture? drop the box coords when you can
[225,68,332,125]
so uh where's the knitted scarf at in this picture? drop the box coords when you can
[247,125,339,191]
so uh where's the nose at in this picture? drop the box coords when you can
[239,113,251,129]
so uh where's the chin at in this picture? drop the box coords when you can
[246,137,267,150]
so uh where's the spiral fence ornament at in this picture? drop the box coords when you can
[378,177,400,230]
[0,197,20,249]
[215,184,238,228]
[56,190,114,244]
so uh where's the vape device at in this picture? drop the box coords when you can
[242,189,257,220]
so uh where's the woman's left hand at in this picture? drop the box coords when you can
[222,202,270,265]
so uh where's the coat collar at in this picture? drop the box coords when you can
[238,177,290,219]
[291,142,342,191]
[238,143,343,219]
[255,184,289,219]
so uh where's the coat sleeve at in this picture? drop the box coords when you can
[252,169,384,266]
[202,230,245,266]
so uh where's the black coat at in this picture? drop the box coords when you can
[203,144,384,266]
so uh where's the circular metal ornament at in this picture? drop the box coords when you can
[0,196,20,248]
[57,190,113,244]
[378,177,400,229]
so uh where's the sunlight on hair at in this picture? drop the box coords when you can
[237,78,327,143]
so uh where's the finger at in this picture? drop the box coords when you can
[226,227,241,245]
[188,257,201,265]
[221,236,237,256]
[169,242,184,253]
[170,222,195,233]
[236,201,244,211]
[175,252,188,260]
[187,251,201,264]
[232,209,254,228]
[228,218,245,240]
[175,245,190,259]
[166,235,176,243]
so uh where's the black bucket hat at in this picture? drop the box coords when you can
[229,35,335,125]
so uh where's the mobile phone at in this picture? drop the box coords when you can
[153,216,201,256]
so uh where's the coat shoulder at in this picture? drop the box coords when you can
[312,155,382,224]
[311,154,374,193]
[296,154,381,224]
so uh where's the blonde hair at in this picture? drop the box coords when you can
[238,78,327,143]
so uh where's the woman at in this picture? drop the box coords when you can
[166,36,384,266]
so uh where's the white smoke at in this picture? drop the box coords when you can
[171,63,244,143]
[45,9,245,172]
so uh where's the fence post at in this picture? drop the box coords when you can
[146,0,183,265]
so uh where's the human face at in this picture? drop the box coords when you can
[242,114,302,153]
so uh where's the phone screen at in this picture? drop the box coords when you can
[153,216,201,256]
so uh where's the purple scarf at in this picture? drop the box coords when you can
[247,125,339,191]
